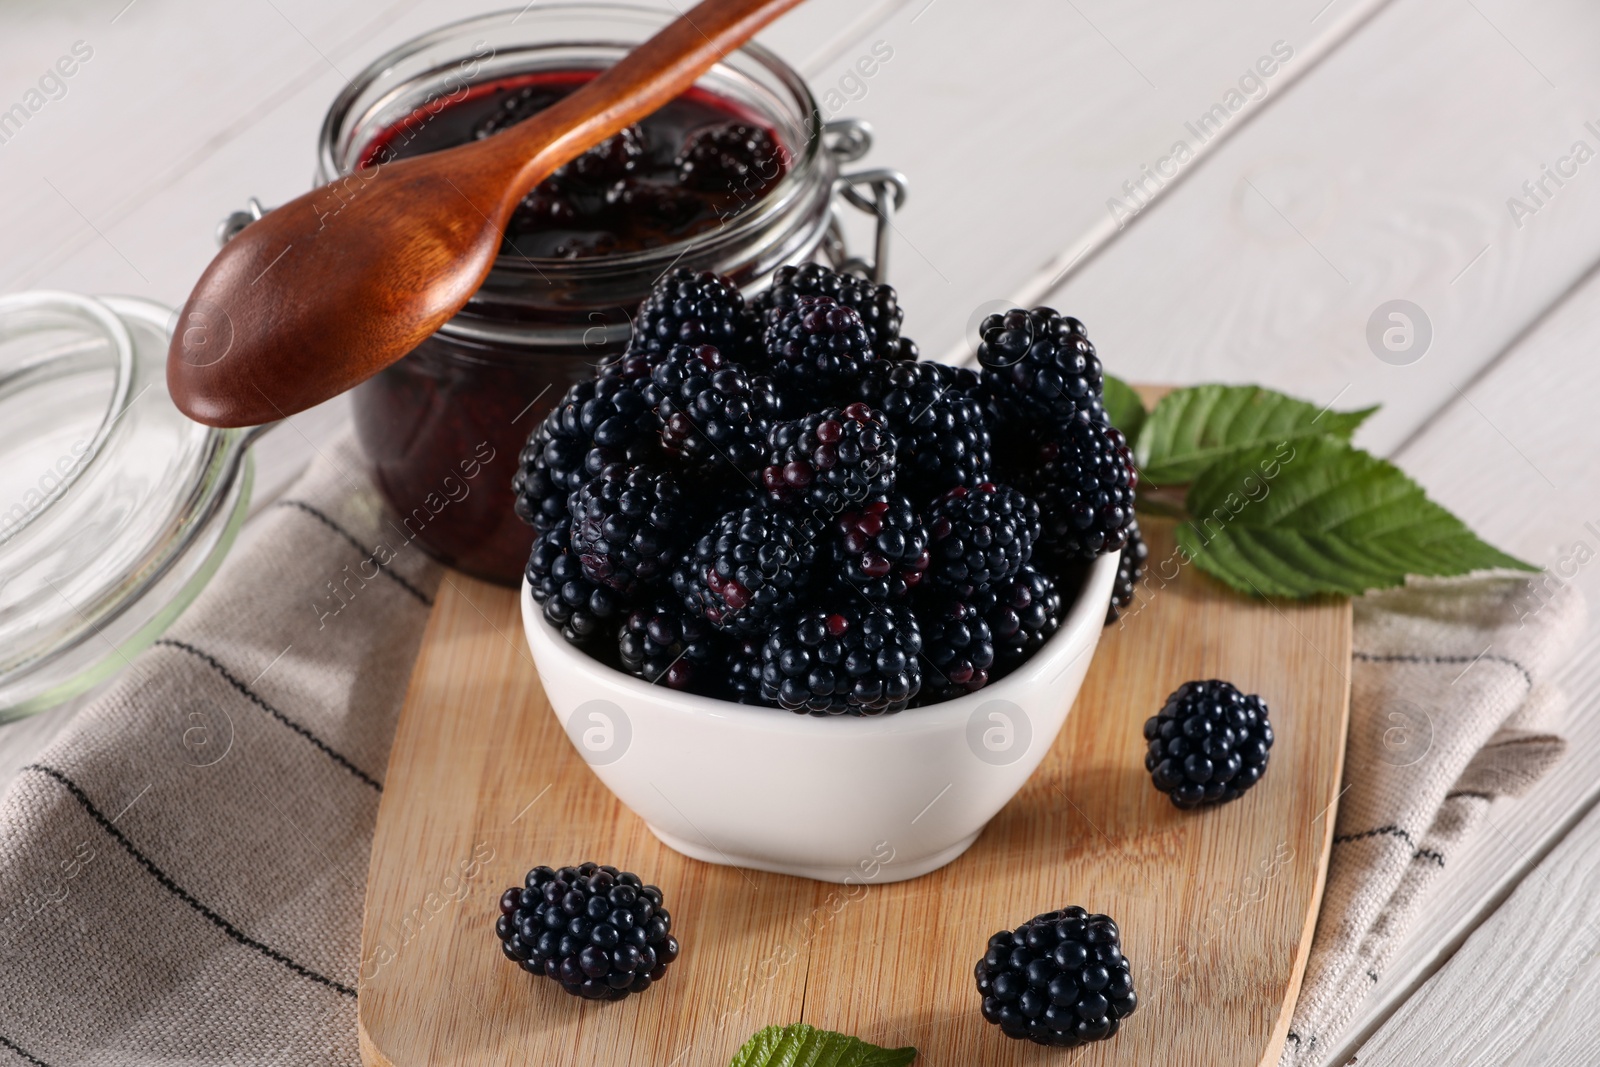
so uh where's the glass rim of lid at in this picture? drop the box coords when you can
[0,291,253,718]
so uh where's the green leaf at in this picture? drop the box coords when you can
[1102,374,1146,445]
[1138,384,1377,485]
[728,1024,917,1067]
[1176,436,1537,598]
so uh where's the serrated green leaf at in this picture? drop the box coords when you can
[1137,384,1377,485]
[1176,436,1536,598]
[1102,374,1146,445]
[728,1024,917,1067]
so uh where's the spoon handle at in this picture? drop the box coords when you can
[496,0,806,199]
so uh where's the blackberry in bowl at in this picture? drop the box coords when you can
[518,271,1133,882]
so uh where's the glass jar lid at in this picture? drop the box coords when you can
[0,292,253,718]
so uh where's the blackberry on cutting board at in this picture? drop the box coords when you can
[1032,418,1138,561]
[917,594,995,701]
[977,307,1106,425]
[979,565,1062,677]
[862,360,992,498]
[672,506,817,635]
[675,121,781,194]
[1145,680,1274,809]
[1106,519,1148,625]
[762,296,879,398]
[753,262,906,362]
[526,520,623,646]
[632,268,756,358]
[496,863,680,1000]
[762,403,897,513]
[651,344,783,475]
[618,600,720,691]
[759,604,923,715]
[569,464,692,594]
[512,376,659,533]
[832,495,930,601]
[975,907,1137,1046]
[926,483,1041,595]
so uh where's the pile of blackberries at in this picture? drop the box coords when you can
[513,263,1140,713]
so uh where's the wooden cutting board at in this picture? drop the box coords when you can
[358,517,1350,1067]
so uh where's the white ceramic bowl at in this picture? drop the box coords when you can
[522,551,1120,883]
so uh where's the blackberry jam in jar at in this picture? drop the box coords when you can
[313,6,896,584]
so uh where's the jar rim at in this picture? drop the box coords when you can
[315,2,826,279]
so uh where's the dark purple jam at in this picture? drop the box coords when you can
[362,70,787,259]
[352,71,791,585]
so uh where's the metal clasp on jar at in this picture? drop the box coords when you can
[821,118,909,286]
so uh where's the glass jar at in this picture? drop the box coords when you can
[313,5,900,584]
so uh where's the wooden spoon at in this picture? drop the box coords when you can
[167,0,805,428]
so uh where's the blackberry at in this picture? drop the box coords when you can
[1106,519,1148,625]
[1145,680,1273,809]
[496,862,679,1001]
[978,566,1062,676]
[1032,419,1137,560]
[977,307,1106,425]
[754,263,905,362]
[675,122,782,194]
[917,594,995,702]
[526,521,623,645]
[762,296,878,397]
[554,123,645,185]
[759,605,922,715]
[651,344,783,475]
[926,483,1040,594]
[569,464,691,594]
[604,179,708,234]
[975,907,1137,1046]
[512,377,659,532]
[862,361,992,498]
[672,507,817,635]
[762,403,897,513]
[632,269,756,359]
[832,495,930,600]
[618,600,720,691]
[726,636,765,703]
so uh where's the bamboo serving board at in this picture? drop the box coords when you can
[359,518,1350,1067]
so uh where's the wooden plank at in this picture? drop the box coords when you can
[1030,0,1600,456]
[1318,261,1600,1064]
[358,519,1351,1066]
[1349,790,1600,1066]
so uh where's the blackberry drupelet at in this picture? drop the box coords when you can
[979,566,1063,676]
[917,594,995,701]
[1145,680,1274,809]
[672,507,817,635]
[526,520,623,645]
[762,403,897,513]
[726,635,765,703]
[862,361,992,498]
[496,862,680,1001]
[753,263,906,362]
[832,495,930,600]
[927,483,1041,594]
[569,464,691,594]
[975,907,1137,1046]
[759,604,922,715]
[1032,419,1137,560]
[977,307,1106,425]
[512,376,659,533]
[618,600,720,691]
[651,344,783,475]
[1105,519,1148,625]
[632,268,756,358]
[675,122,781,193]
[762,296,879,397]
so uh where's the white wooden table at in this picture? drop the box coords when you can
[5,0,1600,1061]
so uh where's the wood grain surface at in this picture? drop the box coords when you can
[358,519,1351,1066]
